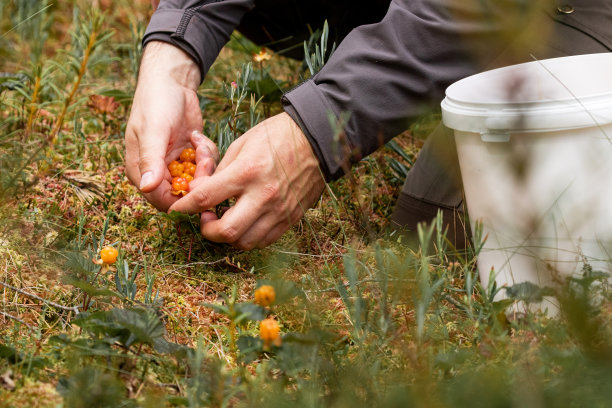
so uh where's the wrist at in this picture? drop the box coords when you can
[139,41,201,90]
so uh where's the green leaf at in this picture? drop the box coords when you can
[64,276,119,298]
[109,307,166,348]
[201,302,230,316]
[0,343,20,364]
[0,72,28,93]
[237,335,261,364]
[98,88,132,107]
[63,250,98,280]
[234,303,267,323]
[504,281,555,303]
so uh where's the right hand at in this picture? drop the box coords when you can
[125,41,215,211]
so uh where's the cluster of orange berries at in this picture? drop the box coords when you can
[168,147,197,196]
[254,285,281,348]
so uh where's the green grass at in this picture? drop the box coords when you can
[1,1,612,407]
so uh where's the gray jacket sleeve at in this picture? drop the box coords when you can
[282,0,567,181]
[143,0,255,80]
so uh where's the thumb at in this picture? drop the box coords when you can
[138,131,168,193]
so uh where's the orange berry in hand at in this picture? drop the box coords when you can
[100,246,118,264]
[172,177,189,193]
[182,173,194,182]
[254,285,275,307]
[260,318,281,348]
[180,147,196,163]
[183,161,196,176]
[168,160,185,177]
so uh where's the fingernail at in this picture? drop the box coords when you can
[139,171,153,190]
[192,130,203,139]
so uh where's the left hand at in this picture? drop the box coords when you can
[169,113,326,250]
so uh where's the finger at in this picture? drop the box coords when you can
[168,167,242,214]
[235,204,304,249]
[191,130,219,164]
[137,127,170,193]
[199,194,266,244]
[200,211,218,224]
[258,222,290,248]
[193,157,215,182]
[125,131,142,186]
[143,180,180,212]
[233,215,286,250]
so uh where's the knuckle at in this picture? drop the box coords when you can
[261,182,280,201]
[192,188,212,207]
[242,162,264,181]
[236,240,255,251]
[218,225,240,243]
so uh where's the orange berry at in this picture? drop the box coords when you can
[171,177,189,192]
[254,285,275,307]
[183,161,196,176]
[260,318,281,348]
[180,147,196,163]
[168,160,184,177]
[182,173,194,182]
[100,246,118,264]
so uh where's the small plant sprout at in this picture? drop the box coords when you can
[254,285,275,307]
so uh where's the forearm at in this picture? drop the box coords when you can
[143,0,256,82]
[283,0,553,181]
[138,41,201,90]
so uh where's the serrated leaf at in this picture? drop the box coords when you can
[109,307,166,348]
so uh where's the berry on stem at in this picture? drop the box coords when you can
[260,318,281,348]
[254,285,276,307]
[100,246,118,264]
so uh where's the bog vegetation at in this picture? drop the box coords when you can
[1,1,611,407]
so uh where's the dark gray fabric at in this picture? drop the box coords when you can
[143,0,612,196]
[282,0,612,181]
[143,0,255,78]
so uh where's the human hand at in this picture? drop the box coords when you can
[169,113,326,250]
[125,41,207,211]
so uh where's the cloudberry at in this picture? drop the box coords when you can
[100,246,118,264]
[182,173,194,182]
[180,147,196,163]
[182,161,196,176]
[168,160,185,177]
[260,318,281,348]
[171,177,189,196]
[254,285,275,307]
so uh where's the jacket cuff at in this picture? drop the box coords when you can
[143,8,213,83]
[282,80,351,181]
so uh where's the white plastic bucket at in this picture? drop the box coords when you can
[441,53,612,311]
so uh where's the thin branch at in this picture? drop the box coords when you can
[0,281,80,314]
[0,310,35,331]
